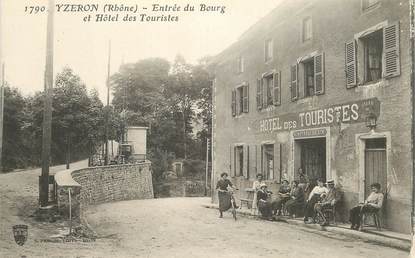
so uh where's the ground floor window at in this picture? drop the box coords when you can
[235,146,244,177]
[262,144,274,180]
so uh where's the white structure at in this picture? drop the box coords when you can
[125,126,148,161]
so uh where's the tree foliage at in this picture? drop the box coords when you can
[111,56,213,180]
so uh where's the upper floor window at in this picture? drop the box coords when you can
[256,72,281,110]
[363,30,382,83]
[302,17,312,42]
[345,22,400,88]
[291,53,325,101]
[231,83,249,116]
[264,39,273,62]
[362,0,380,10]
[303,59,315,97]
[237,56,244,74]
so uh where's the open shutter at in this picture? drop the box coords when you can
[345,40,357,88]
[273,72,281,105]
[243,145,249,179]
[383,22,400,78]
[230,145,235,177]
[242,84,249,113]
[314,53,325,95]
[290,64,298,101]
[256,79,263,110]
[231,90,236,116]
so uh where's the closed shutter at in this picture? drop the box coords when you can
[243,145,249,179]
[290,64,298,101]
[230,145,235,177]
[242,85,249,113]
[314,53,325,95]
[256,79,263,110]
[345,40,357,88]
[273,72,281,105]
[383,22,400,78]
[231,90,236,116]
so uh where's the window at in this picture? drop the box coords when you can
[237,56,244,73]
[264,39,273,62]
[262,144,274,180]
[304,59,314,97]
[363,30,382,83]
[232,145,249,178]
[362,0,379,10]
[257,72,281,109]
[231,84,249,116]
[236,146,244,177]
[264,74,274,106]
[291,53,325,101]
[345,22,400,88]
[302,17,312,42]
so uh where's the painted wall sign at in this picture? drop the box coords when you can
[253,98,380,134]
[293,128,327,138]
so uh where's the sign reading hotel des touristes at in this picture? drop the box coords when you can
[252,98,380,134]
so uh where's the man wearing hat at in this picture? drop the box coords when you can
[314,179,341,226]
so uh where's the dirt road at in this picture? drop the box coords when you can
[0,163,409,258]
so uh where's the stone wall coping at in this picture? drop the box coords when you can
[55,161,152,188]
[54,169,81,188]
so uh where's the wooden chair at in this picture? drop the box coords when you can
[360,191,387,231]
[240,188,254,209]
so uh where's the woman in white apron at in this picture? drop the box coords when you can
[251,174,264,215]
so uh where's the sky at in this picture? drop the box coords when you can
[2,0,282,101]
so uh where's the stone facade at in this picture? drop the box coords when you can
[55,162,153,220]
[211,0,412,233]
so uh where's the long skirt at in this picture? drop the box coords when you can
[258,200,273,218]
[251,191,258,215]
[285,199,304,216]
[304,194,321,219]
[218,191,232,212]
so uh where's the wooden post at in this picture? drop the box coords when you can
[40,0,55,207]
[0,0,3,172]
[104,41,111,165]
[205,138,209,196]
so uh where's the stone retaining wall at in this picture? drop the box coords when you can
[55,162,153,220]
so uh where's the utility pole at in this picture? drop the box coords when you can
[0,0,4,172]
[39,0,55,207]
[104,41,111,165]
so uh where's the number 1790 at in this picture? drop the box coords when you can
[25,6,46,14]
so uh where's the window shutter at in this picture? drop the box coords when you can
[290,64,298,101]
[243,85,249,113]
[243,145,249,179]
[383,22,400,78]
[273,72,281,105]
[230,145,235,177]
[345,40,357,88]
[314,53,325,95]
[231,90,236,116]
[256,79,263,110]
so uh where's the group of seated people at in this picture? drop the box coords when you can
[251,173,384,228]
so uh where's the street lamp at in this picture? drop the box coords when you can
[365,112,377,132]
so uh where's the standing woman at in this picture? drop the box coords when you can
[251,174,264,215]
[216,172,234,218]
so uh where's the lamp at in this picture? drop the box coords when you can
[365,112,377,131]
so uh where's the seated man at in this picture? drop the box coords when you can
[257,183,274,220]
[349,183,384,230]
[314,179,341,226]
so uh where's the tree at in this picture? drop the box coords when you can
[2,85,30,171]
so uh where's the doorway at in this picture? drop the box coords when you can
[364,138,387,198]
[295,138,326,181]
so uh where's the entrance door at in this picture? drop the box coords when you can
[299,138,326,181]
[364,138,387,198]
